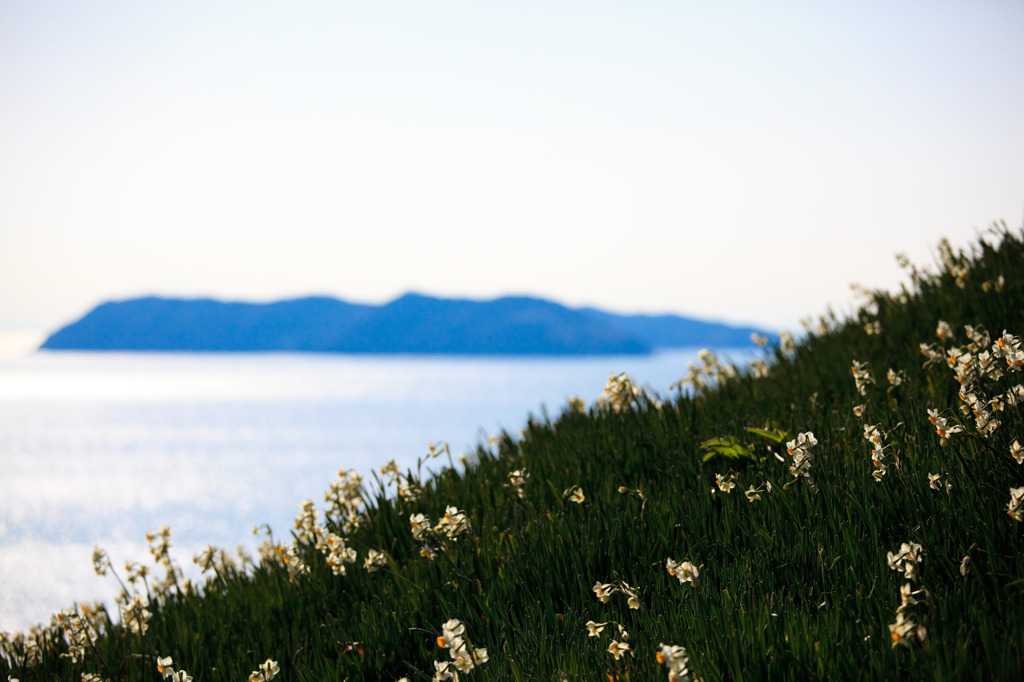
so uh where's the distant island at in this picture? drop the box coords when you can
[39,294,769,355]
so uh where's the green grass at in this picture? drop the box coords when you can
[4,223,1024,681]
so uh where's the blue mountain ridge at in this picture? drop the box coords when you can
[39,294,768,355]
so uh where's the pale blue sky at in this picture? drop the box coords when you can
[1,1,1022,333]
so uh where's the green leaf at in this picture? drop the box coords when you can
[745,426,790,444]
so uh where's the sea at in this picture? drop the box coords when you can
[0,339,752,632]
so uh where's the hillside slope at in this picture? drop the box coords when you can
[5,223,1024,682]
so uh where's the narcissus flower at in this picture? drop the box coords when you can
[563,485,585,503]
[437,619,466,651]
[851,360,874,396]
[657,643,692,681]
[593,581,616,603]
[409,513,431,541]
[666,558,699,586]
[586,621,607,637]
[258,659,279,682]
[887,542,924,581]
[1007,487,1024,521]
[434,506,471,540]
[364,549,388,572]
[90,547,109,577]
[607,640,630,660]
[619,582,641,609]
[927,408,964,440]
[889,613,926,648]
[1010,440,1023,464]
[156,656,174,679]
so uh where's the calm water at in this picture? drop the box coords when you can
[0,347,749,632]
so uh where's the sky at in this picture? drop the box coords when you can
[1,1,1022,335]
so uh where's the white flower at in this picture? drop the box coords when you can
[592,581,616,603]
[563,485,585,504]
[364,548,389,572]
[887,542,924,581]
[657,643,692,681]
[608,640,630,660]
[889,613,926,647]
[619,582,640,609]
[253,659,279,682]
[432,660,455,682]
[156,656,175,680]
[1008,487,1024,521]
[438,618,466,652]
[1010,440,1023,464]
[666,558,699,586]
[586,620,607,637]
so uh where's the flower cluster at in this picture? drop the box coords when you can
[145,525,173,568]
[380,459,402,486]
[851,360,874,396]
[592,580,641,609]
[673,349,737,395]
[506,468,529,500]
[922,325,1024,440]
[54,608,99,664]
[409,506,472,559]
[435,506,472,540]
[278,545,310,582]
[585,621,631,661]
[863,424,892,481]
[433,619,487,680]
[325,468,365,533]
[665,558,700,587]
[889,584,929,648]
[885,541,929,647]
[315,533,357,575]
[603,372,643,412]
[926,408,963,443]
[363,548,389,572]
[293,499,321,544]
[119,593,151,636]
[887,541,924,581]
[193,544,237,576]
[656,643,693,682]
[714,472,737,493]
[786,431,818,487]
[566,395,587,414]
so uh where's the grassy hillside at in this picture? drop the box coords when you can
[4,223,1024,681]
